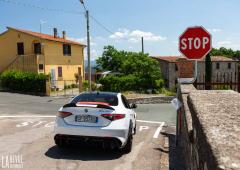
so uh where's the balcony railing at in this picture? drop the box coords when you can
[3,54,44,73]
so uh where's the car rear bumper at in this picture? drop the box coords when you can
[54,117,129,147]
[54,134,122,148]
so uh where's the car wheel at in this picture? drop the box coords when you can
[122,123,133,153]
[133,123,137,135]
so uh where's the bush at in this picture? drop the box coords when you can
[0,70,47,93]
[82,81,98,91]
[98,74,165,93]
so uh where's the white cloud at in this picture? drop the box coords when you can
[109,28,129,39]
[214,40,240,50]
[109,28,167,43]
[207,28,222,33]
[217,41,232,46]
[67,36,97,46]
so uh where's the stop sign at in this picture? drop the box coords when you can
[179,26,212,60]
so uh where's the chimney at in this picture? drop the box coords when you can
[53,28,57,38]
[62,31,66,39]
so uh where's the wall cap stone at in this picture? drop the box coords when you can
[188,90,240,170]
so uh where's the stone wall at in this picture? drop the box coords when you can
[168,62,178,89]
[127,96,174,104]
[178,84,240,170]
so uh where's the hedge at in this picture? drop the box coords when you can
[0,70,47,93]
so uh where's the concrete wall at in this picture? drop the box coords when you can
[168,63,178,89]
[0,28,85,81]
[0,29,38,72]
[156,60,178,89]
[196,61,238,82]
[177,84,240,170]
[155,57,238,90]
[127,96,174,104]
[44,40,84,81]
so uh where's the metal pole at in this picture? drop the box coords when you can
[141,37,144,53]
[86,10,92,92]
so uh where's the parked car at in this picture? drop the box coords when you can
[54,91,137,153]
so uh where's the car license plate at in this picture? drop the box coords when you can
[75,115,98,123]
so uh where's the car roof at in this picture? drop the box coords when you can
[81,91,119,96]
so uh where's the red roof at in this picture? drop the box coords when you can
[153,56,183,62]
[7,27,86,46]
[153,56,234,62]
[205,56,234,62]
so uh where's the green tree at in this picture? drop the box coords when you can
[96,45,164,92]
[210,47,239,59]
[205,53,212,90]
[96,45,126,72]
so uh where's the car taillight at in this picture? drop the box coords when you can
[58,111,72,118]
[101,113,125,121]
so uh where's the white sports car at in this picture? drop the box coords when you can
[54,92,137,153]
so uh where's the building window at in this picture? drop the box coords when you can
[63,44,71,56]
[228,63,231,69]
[34,43,41,54]
[17,42,24,55]
[216,62,220,70]
[38,64,44,70]
[58,67,62,77]
[175,64,178,71]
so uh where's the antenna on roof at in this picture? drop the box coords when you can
[40,19,47,34]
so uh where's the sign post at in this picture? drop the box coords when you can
[179,26,212,83]
[176,26,212,146]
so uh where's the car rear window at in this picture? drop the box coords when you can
[71,93,118,106]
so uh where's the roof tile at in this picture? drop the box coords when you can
[8,27,85,46]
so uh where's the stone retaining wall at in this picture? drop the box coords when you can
[178,84,240,170]
[127,96,174,104]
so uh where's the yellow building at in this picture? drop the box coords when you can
[0,27,85,87]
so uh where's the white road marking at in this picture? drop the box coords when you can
[139,126,149,132]
[44,121,55,128]
[32,120,47,127]
[153,122,165,139]
[0,115,56,118]
[0,115,164,124]
[136,120,163,124]
[16,121,33,127]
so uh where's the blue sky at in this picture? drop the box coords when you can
[0,0,240,60]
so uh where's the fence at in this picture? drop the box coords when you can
[50,79,82,97]
[193,71,240,92]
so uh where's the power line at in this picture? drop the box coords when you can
[89,15,115,35]
[0,0,129,41]
[90,15,131,41]
[0,0,84,15]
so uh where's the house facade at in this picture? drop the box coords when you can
[153,56,238,89]
[0,27,85,84]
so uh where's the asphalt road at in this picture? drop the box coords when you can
[0,92,177,170]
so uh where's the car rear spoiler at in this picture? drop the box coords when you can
[63,103,115,110]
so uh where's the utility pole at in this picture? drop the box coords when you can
[79,0,91,92]
[141,37,144,54]
[40,20,46,74]
[86,10,92,92]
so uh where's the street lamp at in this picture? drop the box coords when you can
[79,0,92,92]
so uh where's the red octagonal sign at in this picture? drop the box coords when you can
[179,26,212,60]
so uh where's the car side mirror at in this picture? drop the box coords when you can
[130,103,137,109]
